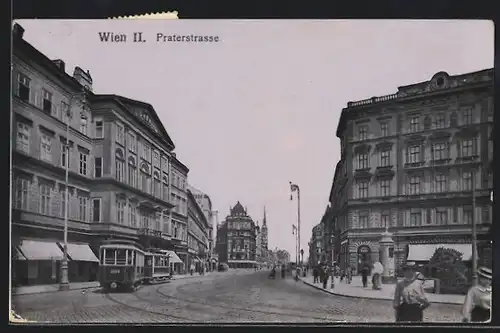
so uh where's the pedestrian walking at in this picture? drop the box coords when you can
[372,261,383,290]
[322,266,329,289]
[462,267,492,323]
[361,264,369,288]
[393,261,430,322]
[313,266,319,283]
[346,266,352,284]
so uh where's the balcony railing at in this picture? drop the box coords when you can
[347,93,399,108]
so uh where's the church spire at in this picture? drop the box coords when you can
[263,206,267,226]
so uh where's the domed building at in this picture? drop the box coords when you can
[215,201,257,268]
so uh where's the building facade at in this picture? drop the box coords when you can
[332,69,494,275]
[169,156,189,273]
[11,24,190,286]
[188,185,216,270]
[186,190,210,273]
[308,223,324,266]
[215,202,257,268]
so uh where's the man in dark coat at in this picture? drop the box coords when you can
[313,266,319,283]
[361,263,370,288]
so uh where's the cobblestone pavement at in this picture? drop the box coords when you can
[11,270,463,323]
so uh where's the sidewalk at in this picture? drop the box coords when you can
[298,274,465,305]
[12,281,101,296]
[12,270,240,296]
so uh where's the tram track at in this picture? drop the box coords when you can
[153,285,333,321]
[103,291,194,322]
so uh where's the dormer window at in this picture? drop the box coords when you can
[436,77,445,87]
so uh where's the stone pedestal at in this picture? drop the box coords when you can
[379,228,397,284]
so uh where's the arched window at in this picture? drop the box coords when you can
[115,149,125,182]
[153,171,161,198]
[140,163,151,194]
[128,156,136,187]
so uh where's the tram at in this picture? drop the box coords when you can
[98,240,145,292]
[143,248,173,284]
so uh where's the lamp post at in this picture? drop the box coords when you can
[471,169,477,286]
[292,224,298,270]
[59,90,88,291]
[289,182,301,273]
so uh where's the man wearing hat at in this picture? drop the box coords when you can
[462,267,492,323]
[393,261,431,322]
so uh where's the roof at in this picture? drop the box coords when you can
[230,201,246,216]
[13,25,84,93]
[171,155,190,174]
[336,68,494,138]
[91,94,176,150]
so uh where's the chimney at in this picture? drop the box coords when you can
[12,23,25,39]
[52,59,65,72]
[73,66,93,92]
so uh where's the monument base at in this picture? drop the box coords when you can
[381,276,397,284]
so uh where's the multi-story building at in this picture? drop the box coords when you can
[186,190,210,273]
[11,23,189,286]
[215,202,257,268]
[169,155,189,272]
[308,222,324,266]
[331,69,493,275]
[188,185,216,270]
[255,222,262,263]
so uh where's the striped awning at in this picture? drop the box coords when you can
[18,240,64,260]
[167,251,183,264]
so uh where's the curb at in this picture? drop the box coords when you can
[12,284,101,296]
[298,277,462,305]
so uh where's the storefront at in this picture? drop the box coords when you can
[14,239,99,286]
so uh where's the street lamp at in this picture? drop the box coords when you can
[471,169,477,286]
[289,181,301,269]
[292,224,298,270]
[59,90,88,291]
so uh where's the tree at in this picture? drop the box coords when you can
[426,247,470,294]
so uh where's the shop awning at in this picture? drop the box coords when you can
[408,244,474,262]
[62,243,99,262]
[14,248,26,260]
[210,257,218,262]
[167,251,183,264]
[18,240,64,260]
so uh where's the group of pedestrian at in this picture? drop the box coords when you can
[393,262,492,323]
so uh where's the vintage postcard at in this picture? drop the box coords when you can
[10,19,493,324]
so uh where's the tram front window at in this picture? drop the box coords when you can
[127,250,134,265]
[116,249,127,265]
[104,249,115,265]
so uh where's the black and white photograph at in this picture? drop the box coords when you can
[10,19,493,324]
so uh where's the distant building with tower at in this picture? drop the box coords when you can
[215,202,258,268]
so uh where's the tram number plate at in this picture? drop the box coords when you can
[110,269,120,274]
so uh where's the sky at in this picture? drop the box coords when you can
[16,19,494,259]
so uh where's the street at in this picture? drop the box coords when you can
[12,270,463,323]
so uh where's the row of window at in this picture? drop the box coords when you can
[227,222,252,230]
[355,138,478,170]
[356,108,475,141]
[356,206,490,229]
[17,121,92,176]
[16,73,92,136]
[14,178,102,222]
[355,170,481,198]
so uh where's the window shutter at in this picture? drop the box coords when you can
[456,141,461,158]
